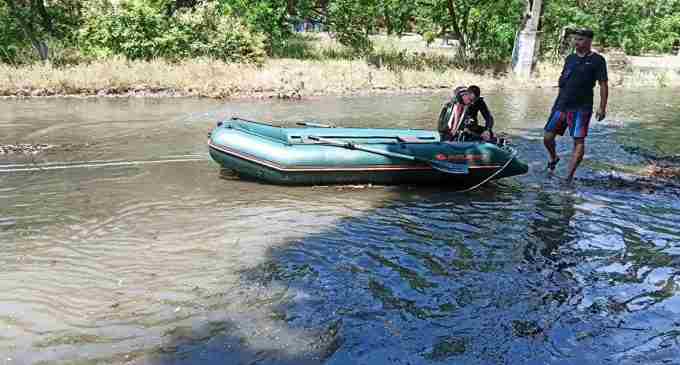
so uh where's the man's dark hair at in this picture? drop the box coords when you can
[574,28,594,39]
[468,85,481,98]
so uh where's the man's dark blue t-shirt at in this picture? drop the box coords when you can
[555,52,608,111]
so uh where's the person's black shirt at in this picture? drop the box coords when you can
[465,97,494,132]
[556,52,608,110]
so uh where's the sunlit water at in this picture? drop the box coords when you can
[1,89,679,364]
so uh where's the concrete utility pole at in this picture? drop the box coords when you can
[512,0,543,77]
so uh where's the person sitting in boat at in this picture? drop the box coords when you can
[461,85,495,142]
[437,86,474,142]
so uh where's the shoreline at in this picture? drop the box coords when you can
[1,80,676,100]
[2,58,679,100]
[0,86,462,100]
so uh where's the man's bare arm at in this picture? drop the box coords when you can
[597,80,608,120]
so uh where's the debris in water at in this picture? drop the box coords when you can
[334,183,386,190]
[645,163,680,180]
[424,336,468,360]
[0,144,54,155]
[511,320,543,338]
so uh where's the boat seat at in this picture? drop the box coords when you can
[397,136,433,143]
[289,135,438,145]
[284,129,439,145]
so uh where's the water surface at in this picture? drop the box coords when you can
[1,90,679,364]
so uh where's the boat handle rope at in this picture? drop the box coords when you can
[455,145,519,193]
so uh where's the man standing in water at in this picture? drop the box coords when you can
[544,28,608,183]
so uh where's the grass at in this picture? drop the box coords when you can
[0,57,541,98]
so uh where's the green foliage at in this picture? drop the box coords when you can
[218,0,293,54]
[220,0,417,56]
[1,0,679,67]
[0,0,83,63]
[413,0,524,64]
[423,31,436,47]
[0,3,23,63]
[325,0,378,54]
[366,48,462,72]
[78,1,165,60]
[641,13,680,53]
[78,1,265,63]
[542,0,680,56]
[465,1,523,64]
[377,0,416,36]
[299,0,415,54]
[270,33,323,59]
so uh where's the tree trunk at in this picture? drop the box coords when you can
[512,0,542,77]
[31,0,54,36]
[445,0,467,59]
[287,0,297,15]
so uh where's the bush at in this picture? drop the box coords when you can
[0,3,28,64]
[366,48,462,72]
[79,0,265,63]
[270,33,321,60]
[219,0,292,55]
[423,31,436,47]
[621,37,643,56]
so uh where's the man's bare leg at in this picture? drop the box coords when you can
[543,132,559,171]
[566,138,585,183]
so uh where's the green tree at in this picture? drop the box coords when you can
[378,0,416,36]
[79,0,266,63]
[217,0,415,55]
[541,0,680,56]
[414,0,524,63]
[219,0,294,54]
[0,0,82,61]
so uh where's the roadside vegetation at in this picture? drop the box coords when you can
[0,0,679,97]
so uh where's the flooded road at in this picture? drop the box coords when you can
[1,90,680,364]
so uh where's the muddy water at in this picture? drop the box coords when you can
[1,90,679,364]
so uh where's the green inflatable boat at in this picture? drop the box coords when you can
[208,118,528,186]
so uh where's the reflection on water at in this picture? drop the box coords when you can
[1,90,680,364]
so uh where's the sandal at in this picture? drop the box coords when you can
[547,157,560,171]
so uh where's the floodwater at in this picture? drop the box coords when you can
[1,89,679,364]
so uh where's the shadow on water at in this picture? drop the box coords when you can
[146,319,335,365]
[141,134,680,365]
